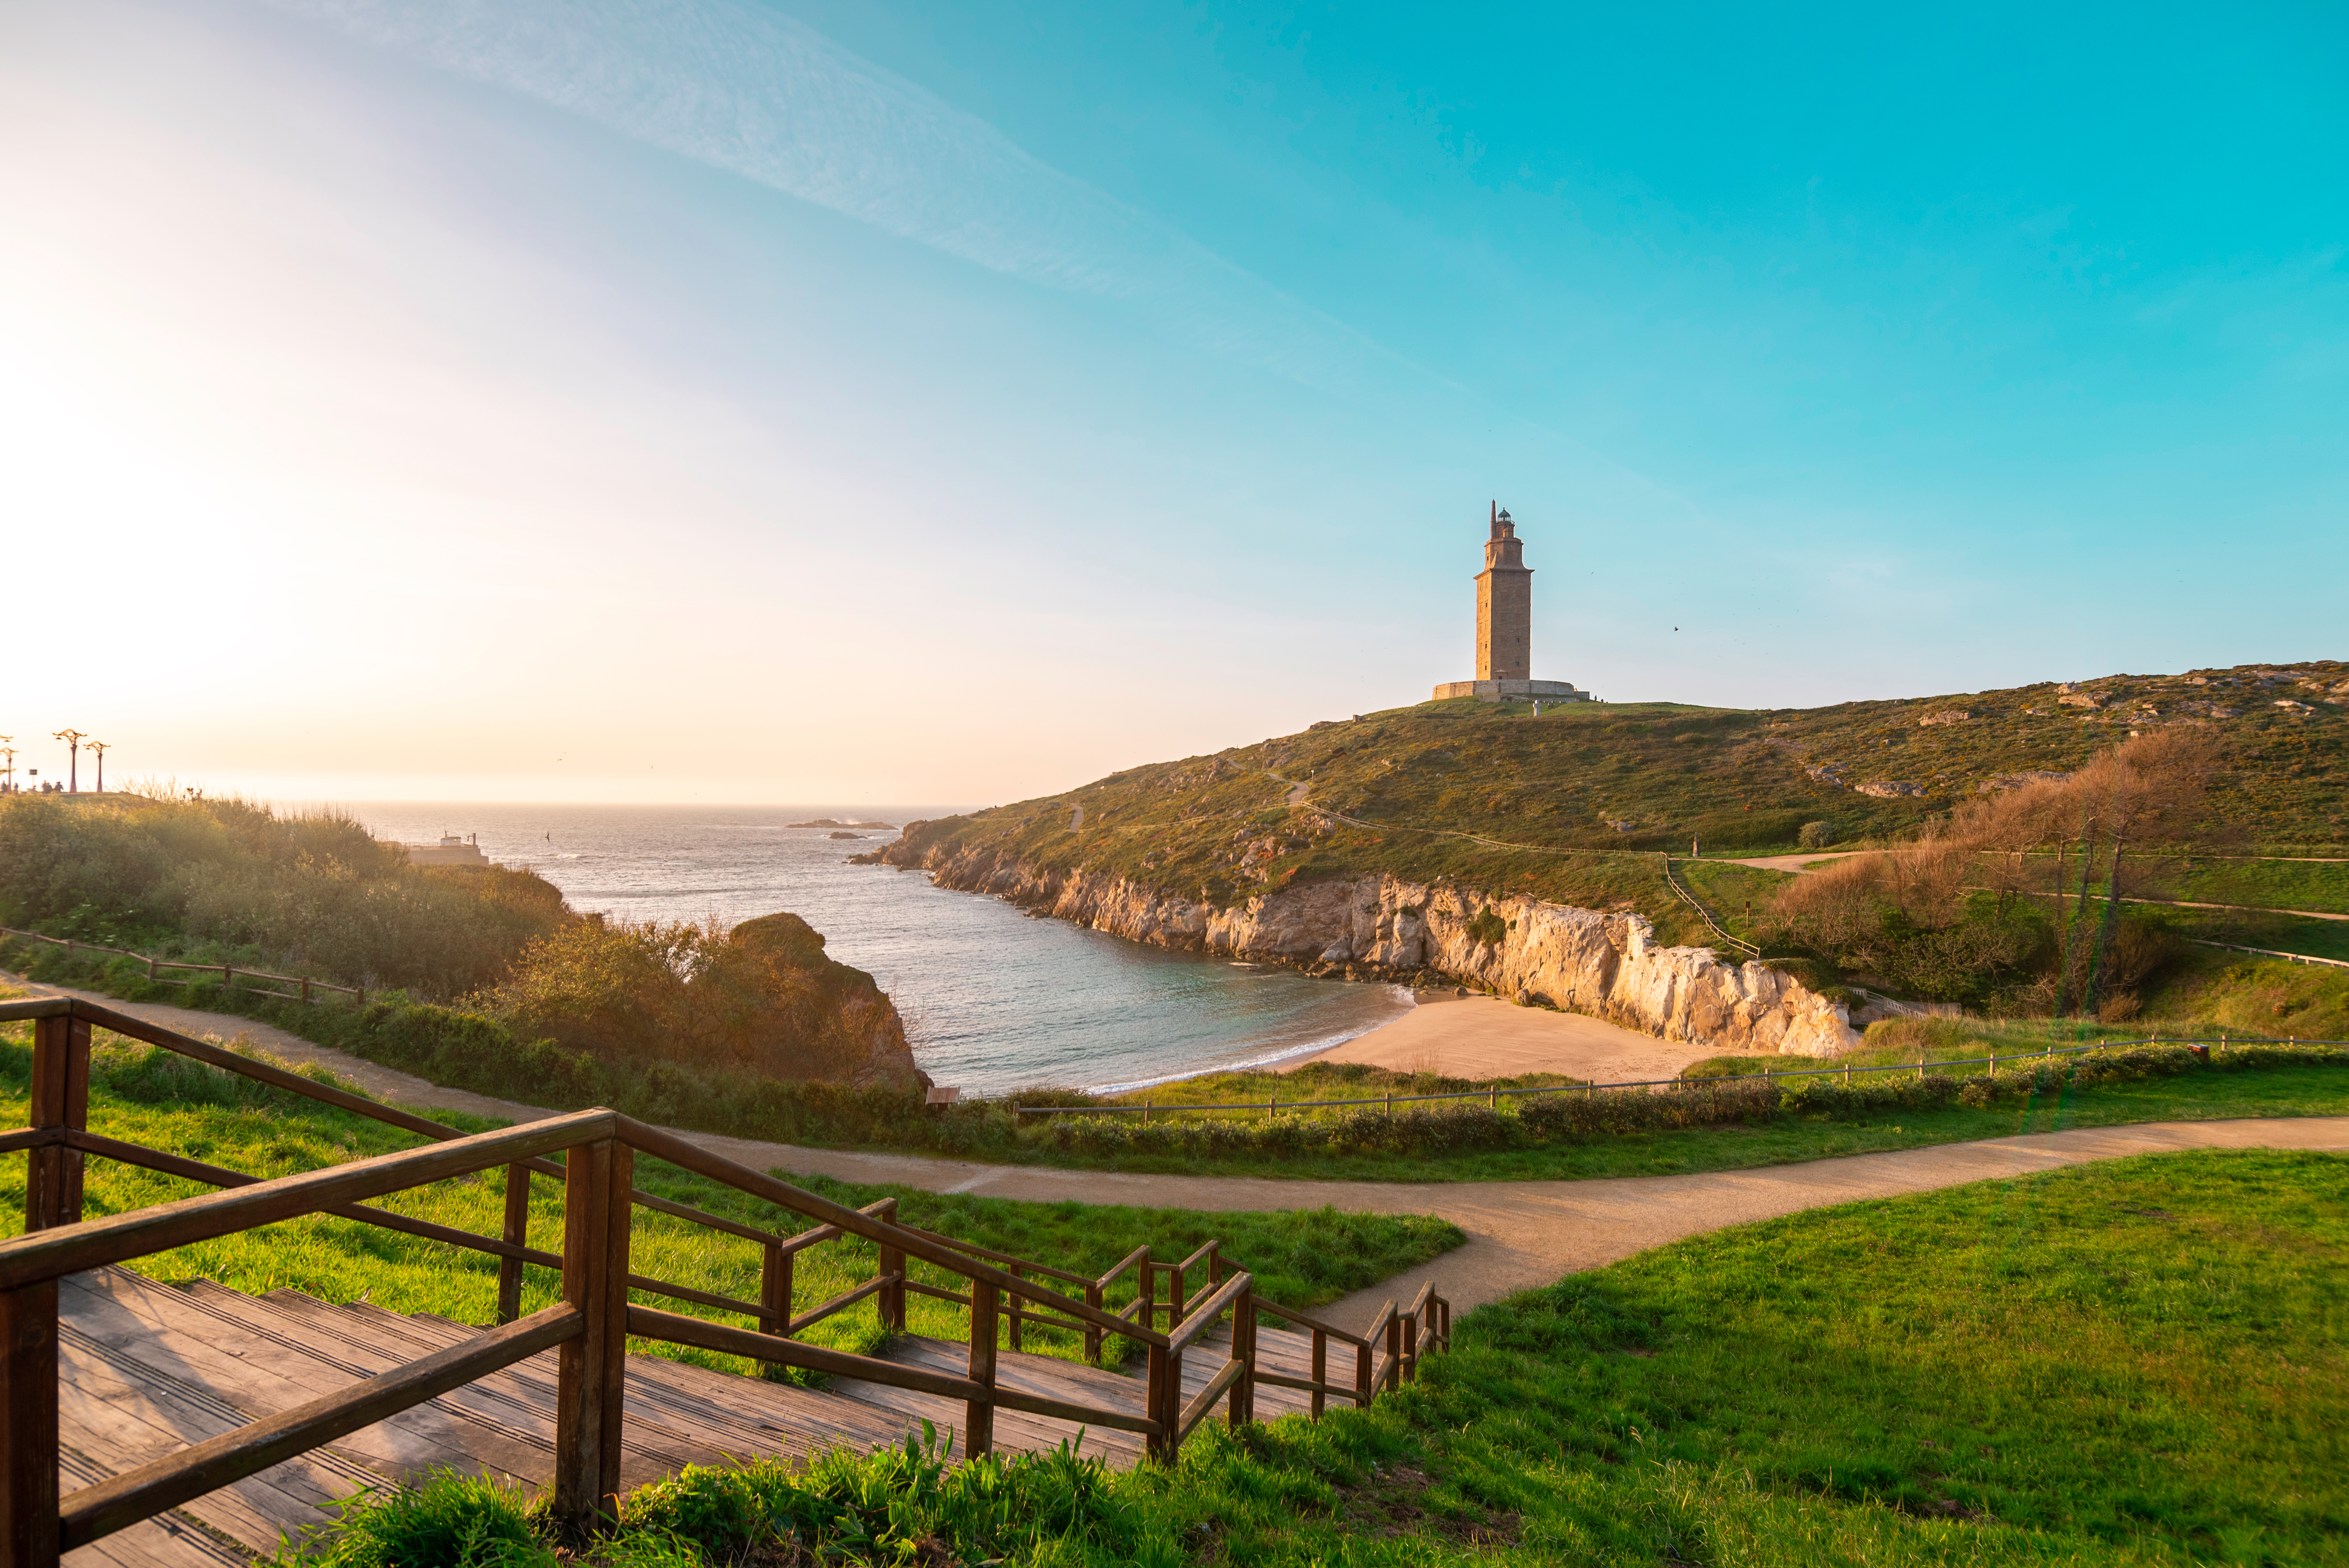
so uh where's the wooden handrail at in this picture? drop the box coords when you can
[0,1109,618,1290]
[1252,1297,1373,1349]
[1176,1358,1247,1442]
[896,1222,1096,1289]
[614,1117,1167,1349]
[627,1305,1165,1437]
[58,1303,583,1552]
[1,998,795,1251]
[1165,1271,1252,1354]
[1095,1243,1150,1290]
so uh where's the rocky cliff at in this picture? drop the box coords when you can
[878,834,1861,1057]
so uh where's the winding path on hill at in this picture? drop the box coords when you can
[11,976,2347,1336]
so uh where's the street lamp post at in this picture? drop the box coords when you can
[85,741,108,793]
[0,740,14,794]
[52,730,86,793]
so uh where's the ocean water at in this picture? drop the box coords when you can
[348,804,1410,1094]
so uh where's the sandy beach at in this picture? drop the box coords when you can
[1291,990,1729,1085]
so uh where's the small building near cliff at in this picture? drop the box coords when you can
[390,832,491,868]
[1431,502,1594,703]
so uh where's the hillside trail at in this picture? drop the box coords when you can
[10,974,2346,1335]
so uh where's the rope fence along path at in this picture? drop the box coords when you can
[0,927,364,1004]
[1012,1034,2346,1122]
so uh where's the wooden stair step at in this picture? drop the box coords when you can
[827,1337,1144,1465]
[340,1302,930,1469]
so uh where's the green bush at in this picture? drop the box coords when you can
[1797,820,1837,849]
[0,792,565,994]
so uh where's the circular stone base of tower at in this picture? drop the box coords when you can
[1431,679,1592,702]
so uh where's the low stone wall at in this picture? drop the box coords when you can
[882,842,1861,1057]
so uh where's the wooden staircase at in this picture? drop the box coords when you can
[58,1266,1337,1564]
[0,995,1449,1568]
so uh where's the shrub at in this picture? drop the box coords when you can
[0,792,565,995]
[1858,1016,1974,1054]
[1797,820,1837,849]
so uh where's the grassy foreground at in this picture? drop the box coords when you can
[286,1146,2349,1566]
[0,1013,1462,1375]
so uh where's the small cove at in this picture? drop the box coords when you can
[348,803,1409,1094]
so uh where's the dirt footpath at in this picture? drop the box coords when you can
[16,976,2345,1337]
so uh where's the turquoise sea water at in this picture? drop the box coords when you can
[347,804,1409,1094]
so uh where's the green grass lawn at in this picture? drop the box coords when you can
[0,1017,1462,1377]
[290,1146,2349,1567]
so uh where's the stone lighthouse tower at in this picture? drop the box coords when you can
[1475,501,1532,681]
[1431,502,1592,703]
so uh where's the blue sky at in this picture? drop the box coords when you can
[3,0,2342,804]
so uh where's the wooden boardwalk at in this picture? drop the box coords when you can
[55,1268,1328,1565]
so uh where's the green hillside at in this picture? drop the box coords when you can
[883,660,2347,938]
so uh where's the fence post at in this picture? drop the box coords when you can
[1146,1340,1176,1462]
[0,1280,59,1568]
[876,1199,905,1333]
[1310,1329,1326,1419]
[760,1241,793,1377]
[1402,1306,1419,1383]
[1355,1336,1373,1408]
[1007,1266,1024,1353]
[965,1280,998,1458]
[27,1012,91,1233]
[301,977,311,1004]
[1085,1280,1104,1363]
[1171,1258,1186,1327]
[554,1139,631,1539]
[1229,1279,1255,1430]
[222,964,232,989]
[145,956,156,982]
[495,1163,531,1325]
[1384,1309,1402,1391]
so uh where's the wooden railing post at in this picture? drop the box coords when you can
[1355,1338,1373,1408]
[1146,1339,1179,1464]
[495,1163,530,1325]
[0,1281,60,1568]
[554,1139,631,1538]
[1402,1308,1419,1383]
[27,1012,91,1233]
[1170,1258,1186,1327]
[758,1240,792,1377]
[1084,1280,1104,1363]
[1228,1281,1255,1431]
[761,1241,791,1337]
[965,1280,998,1458]
[1310,1329,1327,1419]
[876,1198,905,1334]
[1384,1309,1402,1391]
[1007,1266,1023,1353]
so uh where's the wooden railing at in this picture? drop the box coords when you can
[0,927,365,1004]
[0,996,1451,1564]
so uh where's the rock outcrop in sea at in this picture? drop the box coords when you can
[877,833,1860,1056]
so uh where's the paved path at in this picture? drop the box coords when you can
[14,976,2345,1335]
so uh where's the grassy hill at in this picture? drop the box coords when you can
[884,659,2348,941]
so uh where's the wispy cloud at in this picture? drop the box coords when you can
[266,0,1408,388]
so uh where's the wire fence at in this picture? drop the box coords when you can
[2185,936,2349,971]
[0,926,365,1005]
[1011,1033,2346,1122]
[1662,857,1760,957]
